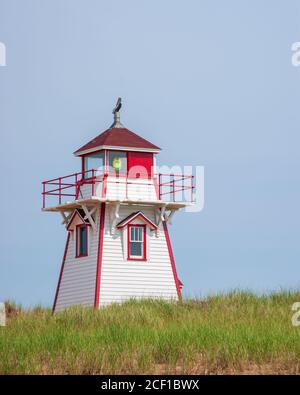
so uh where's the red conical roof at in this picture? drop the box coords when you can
[74,127,160,156]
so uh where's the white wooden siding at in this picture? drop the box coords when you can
[54,203,179,312]
[54,210,100,312]
[105,177,157,201]
[99,205,178,307]
[78,183,93,199]
[78,176,157,201]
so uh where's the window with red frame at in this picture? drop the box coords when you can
[128,225,146,260]
[76,225,88,257]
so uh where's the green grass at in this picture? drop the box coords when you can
[1,291,300,374]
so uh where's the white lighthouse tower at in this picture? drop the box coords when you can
[42,99,195,312]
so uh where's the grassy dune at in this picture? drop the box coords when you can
[1,291,300,374]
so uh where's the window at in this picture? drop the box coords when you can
[76,225,88,257]
[128,225,146,260]
[84,151,105,178]
[108,151,127,175]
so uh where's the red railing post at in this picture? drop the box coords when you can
[191,175,194,202]
[59,177,62,205]
[42,182,46,209]
[159,174,161,200]
[75,173,78,199]
[126,172,128,200]
[172,175,175,202]
[102,171,107,198]
[92,169,95,196]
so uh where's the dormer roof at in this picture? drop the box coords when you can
[116,211,158,230]
[66,209,90,230]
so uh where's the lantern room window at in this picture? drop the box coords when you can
[76,224,88,257]
[108,151,127,175]
[128,225,146,260]
[83,151,105,178]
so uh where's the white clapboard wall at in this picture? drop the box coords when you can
[78,176,158,201]
[99,205,178,307]
[54,204,178,311]
[54,212,100,312]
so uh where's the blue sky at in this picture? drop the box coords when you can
[0,1,300,306]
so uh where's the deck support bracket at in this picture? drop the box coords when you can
[154,205,167,236]
[81,204,97,232]
[110,202,120,235]
[164,209,177,225]
[60,211,73,226]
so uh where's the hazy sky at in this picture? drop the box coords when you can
[1,1,300,306]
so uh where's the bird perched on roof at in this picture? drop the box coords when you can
[112,97,122,114]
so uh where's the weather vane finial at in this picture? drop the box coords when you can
[111,97,123,128]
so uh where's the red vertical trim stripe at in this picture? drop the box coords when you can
[153,175,160,200]
[94,203,106,308]
[52,232,71,313]
[163,221,182,299]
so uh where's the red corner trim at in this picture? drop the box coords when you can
[52,232,70,313]
[94,203,106,308]
[163,221,181,299]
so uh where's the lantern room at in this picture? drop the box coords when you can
[42,98,195,210]
[74,126,160,180]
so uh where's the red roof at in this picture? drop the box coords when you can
[116,211,158,230]
[66,209,90,230]
[74,127,160,155]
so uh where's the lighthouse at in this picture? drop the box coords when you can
[42,99,195,312]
